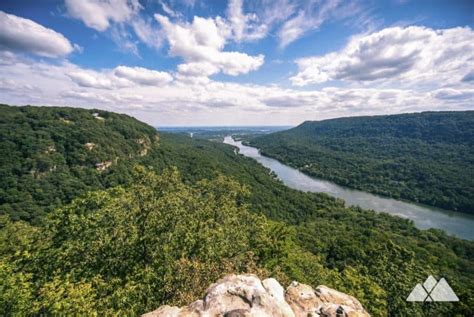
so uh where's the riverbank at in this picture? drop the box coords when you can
[224,136,474,240]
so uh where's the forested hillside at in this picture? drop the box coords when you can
[0,104,159,223]
[250,111,474,214]
[0,105,339,224]
[1,105,473,316]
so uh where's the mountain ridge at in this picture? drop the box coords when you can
[0,104,159,223]
[250,111,474,213]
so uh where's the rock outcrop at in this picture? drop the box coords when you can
[143,274,370,317]
[95,160,113,171]
[84,142,96,151]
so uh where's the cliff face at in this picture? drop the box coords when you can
[144,274,370,317]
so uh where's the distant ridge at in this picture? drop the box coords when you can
[251,111,474,214]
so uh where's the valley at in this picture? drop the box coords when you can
[249,112,474,215]
[2,2,473,315]
[225,136,474,240]
[1,105,473,316]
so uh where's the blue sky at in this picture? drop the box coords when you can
[0,0,473,125]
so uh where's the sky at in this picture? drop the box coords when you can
[0,0,473,126]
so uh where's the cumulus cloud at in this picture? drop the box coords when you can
[67,65,173,89]
[114,66,173,85]
[155,14,264,77]
[3,53,472,126]
[62,0,352,59]
[155,15,227,57]
[0,11,74,57]
[62,0,365,57]
[67,71,117,89]
[177,62,220,77]
[65,0,141,31]
[260,87,408,111]
[291,26,474,86]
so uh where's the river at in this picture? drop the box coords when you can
[224,136,474,240]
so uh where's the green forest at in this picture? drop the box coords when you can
[0,104,160,224]
[1,105,473,316]
[250,112,474,214]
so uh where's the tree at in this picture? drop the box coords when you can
[20,166,270,315]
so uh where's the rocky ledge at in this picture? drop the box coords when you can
[143,274,370,317]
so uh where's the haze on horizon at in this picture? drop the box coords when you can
[0,0,473,126]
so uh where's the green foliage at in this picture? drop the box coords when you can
[0,104,159,223]
[3,167,274,315]
[250,111,474,213]
[2,164,472,315]
[1,105,473,316]
[0,104,341,224]
[0,261,33,315]
[34,276,99,315]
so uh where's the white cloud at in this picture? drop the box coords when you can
[159,0,296,46]
[291,26,474,86]
[109,23,140,56]
[226,0,267,42]
[62,0,366,57]
[0,78,36,92]
[66,65,173,89]
[65,0,164,54]
[258,0,297,27]
[60,90,111,103]
[217,52,265,76]
[160,1,182,19]
[114,66,173,85]
[277,0,347,48]
[65,0,141,31]
[1,3,472,127]
[225,0,349,47]
[155,14,264,76]
[67,71,117,89]
[130,16,164,49]
[177,62,220,77]
[0,11,74,57]
[155,14,228,58]
[2,53,472,126]
[432,88,474,101]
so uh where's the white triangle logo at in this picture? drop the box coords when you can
[406,283,428,301]
[430,278,459,302]
[406,276,459,302]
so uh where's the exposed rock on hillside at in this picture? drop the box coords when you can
[144,274,370,317]
[95,160,113,171]
[84,142,96,150]
[136,137,151,156]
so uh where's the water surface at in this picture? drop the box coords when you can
[224,136,474,240]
